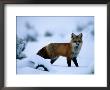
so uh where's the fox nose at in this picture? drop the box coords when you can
[76,43,79,45]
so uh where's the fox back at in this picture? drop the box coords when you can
[46,43,71,58]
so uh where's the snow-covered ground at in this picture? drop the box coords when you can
[16,16,94,74]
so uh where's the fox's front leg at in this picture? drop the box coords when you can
[50,57,59,64]
[72,57,79,67]
[67,57,71,67]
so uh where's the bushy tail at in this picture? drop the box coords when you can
[37,47,50,59]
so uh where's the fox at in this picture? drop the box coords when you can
[37,33,83,67]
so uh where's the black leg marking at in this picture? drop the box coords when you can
[72,57,79,67]
[50,59,56,64]
[50,60,54,64]
[50,57,58,64]
[67,57,71,67]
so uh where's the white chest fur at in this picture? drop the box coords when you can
[71,43,81,58]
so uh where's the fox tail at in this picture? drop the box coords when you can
[37,47,50,59]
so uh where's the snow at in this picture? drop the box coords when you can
[17,55,55,74]
[16,16,94,74]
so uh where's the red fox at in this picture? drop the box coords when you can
[37,33,83,67]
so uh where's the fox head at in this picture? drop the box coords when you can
[71,33,83,48]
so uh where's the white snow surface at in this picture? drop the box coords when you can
[17,16,94,74]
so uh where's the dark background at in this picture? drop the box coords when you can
[0,0,109,90]
[0,0,109,4]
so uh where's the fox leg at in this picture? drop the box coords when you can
[50,57,59,64]
[67,57,71,67]
[72,57,79,67]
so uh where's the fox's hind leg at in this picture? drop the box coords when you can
[67,57,71,67]
[50,57,59,64]
[72,57,79,67]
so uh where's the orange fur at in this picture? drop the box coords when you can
[46,43,72,58]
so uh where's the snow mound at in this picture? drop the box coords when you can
[17,55,55,74]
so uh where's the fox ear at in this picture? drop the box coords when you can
[78,33,83,38]
[71,33,76,38]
